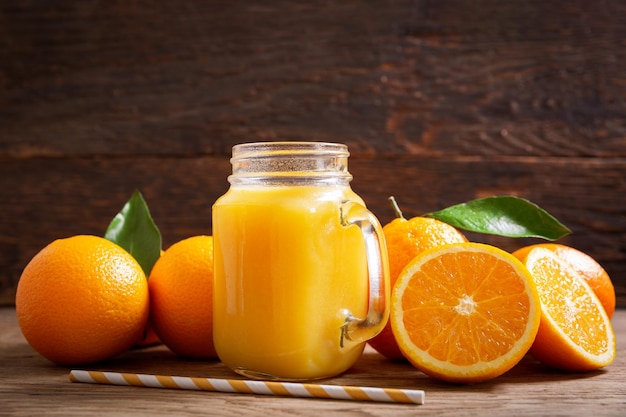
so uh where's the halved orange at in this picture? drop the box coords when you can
[519,247,616,371]
[390,242,541,384]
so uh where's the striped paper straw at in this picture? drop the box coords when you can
[69,370,424,405]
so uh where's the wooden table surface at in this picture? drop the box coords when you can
[1,308,624,416]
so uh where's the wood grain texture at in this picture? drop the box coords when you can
[1,0,625,305]
[1,0,624,157]
[1,307,625,416]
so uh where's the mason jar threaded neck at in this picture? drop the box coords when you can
[228,142,353,185]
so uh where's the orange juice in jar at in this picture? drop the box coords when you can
[212,142,390,381]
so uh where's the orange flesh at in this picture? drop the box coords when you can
[529,253,610,356]
[400,250,533,366]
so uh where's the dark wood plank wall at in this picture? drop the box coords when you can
[1,0,625,307]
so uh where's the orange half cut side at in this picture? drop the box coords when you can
[391,242,541,384]
[521,247,616,371]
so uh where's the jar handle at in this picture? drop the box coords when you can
[339,201,390,347]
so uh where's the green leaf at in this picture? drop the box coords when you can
[423,196,572,240]
[105,190,162,276]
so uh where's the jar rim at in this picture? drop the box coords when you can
[228,141,352,185]
[231,141,349,160]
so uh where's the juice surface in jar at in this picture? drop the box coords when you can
[212,184,369,380]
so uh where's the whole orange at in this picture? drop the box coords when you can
[512,243,615,318]
[148,235,217,358]
[368,203,467,360]
[15,235,149,365]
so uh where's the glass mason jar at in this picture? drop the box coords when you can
[212,142,390,381]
